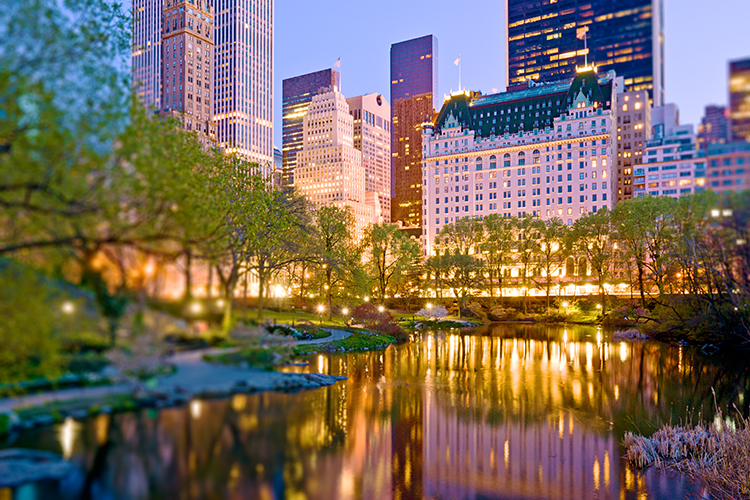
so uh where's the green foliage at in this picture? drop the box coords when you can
[60,331,111,354]
[361,223,421,301]
[0,266,62,383]
[0,414,9,436]
[204,347,284,371]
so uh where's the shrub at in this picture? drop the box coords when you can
[415,305,448,320]
[60,331,110,354]
[352,303,407,342]
[488,305,520,322]
[0,414,9,436]
[0,265,62,382]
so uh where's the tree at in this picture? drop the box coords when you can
[513,216,539,314]
[531,218,569,309]
[312,205,358,320]
[361,223,420,302]
[479,214,514,300]
[572,209,615,315]
[440,252,486,317]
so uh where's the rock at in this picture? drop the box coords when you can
[68,409,89,420]
[0,449,74,487]
[34,415,55,427]
[100,406,113,415]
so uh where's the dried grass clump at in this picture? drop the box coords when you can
[613,329,650,341]
[624,413,750,500]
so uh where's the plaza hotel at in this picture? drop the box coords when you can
[421,67,619,255]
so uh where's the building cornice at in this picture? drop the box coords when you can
[424,133,611,164]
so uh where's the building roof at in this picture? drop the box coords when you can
[432,69,616,138]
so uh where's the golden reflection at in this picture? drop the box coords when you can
[58,417,78,459]
[190,399,202,419]
[0,488,11,500]
[231,394,247,411]
[593,457,601,490]
[94,413,110,445]
[620,342,628,362]
[604,451,611,487]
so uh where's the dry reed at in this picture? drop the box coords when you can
[623,412,750,500]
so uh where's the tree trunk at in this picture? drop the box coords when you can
[221,290,233,335]
[326,268,333,321]
[184,250,192,300]
[637,260,646,309]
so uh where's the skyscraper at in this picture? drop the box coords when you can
[213,0,274,175]
[697,105,730,149]
[729,57,750,142]
[390,34,439,237]
[160,0,215,144]
[615,90,651,201]
[505,0,664,106]
[347,94,392,222]
[295,87,380,241]
[282,69,341,187]
[132,0,163,110]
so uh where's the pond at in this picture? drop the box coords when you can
[2,324,749,500]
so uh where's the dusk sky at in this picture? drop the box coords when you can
[273,0,750,147]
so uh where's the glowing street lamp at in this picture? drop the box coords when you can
[61,301,75,315]
[378,306,385,313]
[317,304,325,325]
[426,303,433,310]
[341,307,349,325]
[561,301,570,308]
[364,296,370,303]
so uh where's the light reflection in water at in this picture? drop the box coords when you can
[4,324,748,500]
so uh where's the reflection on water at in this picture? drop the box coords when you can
[4,324,749,500]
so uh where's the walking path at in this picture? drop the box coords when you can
[0,328,350,413]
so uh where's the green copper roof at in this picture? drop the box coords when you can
[433,70,615,138]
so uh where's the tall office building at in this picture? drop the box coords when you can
[295,87,381,241]
[505,0,664,106]
[160,0,215,145]
[213,0,274,175]
[132,0,163,110]
[697,105,730,149]
[347,94,392,222]
[282,69,341,186]
[390,35,439,237]
[615,90,651,201]
[729,57,750,142]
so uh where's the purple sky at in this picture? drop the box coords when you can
[274,0,750,146]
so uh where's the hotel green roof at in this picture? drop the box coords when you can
[432,69,616,138]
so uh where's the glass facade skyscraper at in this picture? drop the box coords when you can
[390,34,439,236]
[505,0,664,106]
[729,57,750,143]
[213,0,274,175]
[281,68,341,187]
[132,0,163,111]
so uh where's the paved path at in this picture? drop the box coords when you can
[0,329,352,413]
[296,328,353,346]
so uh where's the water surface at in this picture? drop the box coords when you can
[2,324,749,500]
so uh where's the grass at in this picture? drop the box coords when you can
[624,412,750,499]
[203,346,288,370]
[14,394,138,422]
[0,413,9,436]
[401,318,481,329]
[241,309,351,329]
[293,333,397,355]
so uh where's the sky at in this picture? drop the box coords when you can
[273,0,750,147]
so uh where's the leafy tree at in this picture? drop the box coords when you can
[571,209,615,315]
[513,215,539,314]
[531,218,569,309]
[311,205,358,320]
[479,214,514,300]
[440,252,486,317]
[361,223,420,302]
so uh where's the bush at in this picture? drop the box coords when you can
[64,352,110,373]
[0,265,62,382]
[415,305,448,320]
[351,304,407,342]
[0,414,9,436]
[487,305,520,322]
[60,331,110,354]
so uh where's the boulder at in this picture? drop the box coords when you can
[0,449,74,487]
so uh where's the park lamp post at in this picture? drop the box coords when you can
[317,304,324,326]
[378,305,385,313]
[341,307,349,326]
